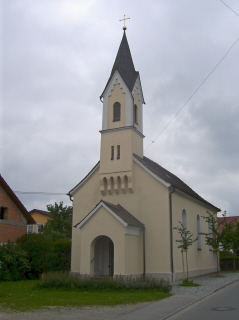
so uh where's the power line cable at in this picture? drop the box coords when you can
[14,191,67,195]
[220,0,239,17]
[144,36,239,153]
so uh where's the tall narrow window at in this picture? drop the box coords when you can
[197,215,202,250]
[111,146,114,160]
[208,221,213,250]
[113,102,121,121]
[134,104,138,124]
[117,145,120,159]
[182,209,187,230]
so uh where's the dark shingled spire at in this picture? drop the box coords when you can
[100,31,139,99]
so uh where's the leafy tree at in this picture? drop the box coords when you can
[201,211,224,276]
[0,242,30,280]
[221,217,239,271]
[174,221,198,279]
[43,202,72,241]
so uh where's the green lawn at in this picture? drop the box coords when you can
[0,280,171,312]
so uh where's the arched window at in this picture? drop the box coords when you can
[197,215,201,250]
[117,176,121,193]
[113,102,121,121]
[208,221,213,250]
[103,177,107,195]
[182,209,187,230]
[134,104,138,124]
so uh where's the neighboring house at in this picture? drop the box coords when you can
[68,30,220,281]
[28,209,52,233]
[218,216,239,233]
[0,175,35,243]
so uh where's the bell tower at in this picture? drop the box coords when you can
[99,30,145,196]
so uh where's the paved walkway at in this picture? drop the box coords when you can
[0,272,239,320]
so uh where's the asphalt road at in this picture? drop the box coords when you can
[167,281,239,320]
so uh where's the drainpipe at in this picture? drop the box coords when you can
[169,186,175,282]
[143,226,146,279]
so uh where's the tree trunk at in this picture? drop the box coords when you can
[186,249,189,279]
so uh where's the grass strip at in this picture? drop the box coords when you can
[0,280,171,312]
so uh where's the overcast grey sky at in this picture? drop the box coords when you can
[1,0,239,216]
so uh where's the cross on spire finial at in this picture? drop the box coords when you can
[119,15,130,30]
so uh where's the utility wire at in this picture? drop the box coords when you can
[144,36,239,153]
[14,191,67,195]
[220,0,239,17]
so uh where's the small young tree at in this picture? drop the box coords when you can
[174,221,198,279]
[201,211,223,276]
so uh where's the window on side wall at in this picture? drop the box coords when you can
[27,225,34,234]
[182,209,187,230]
[37,223,44,233]
[208,221,213,250]
[0,207,7,220]
[197,215,202,250]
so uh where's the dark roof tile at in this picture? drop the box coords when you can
[100,31,141,100]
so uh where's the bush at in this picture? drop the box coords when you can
[179,279,200,287]
[51,239,71,272]
[38,273,172,292]
[17,233,56,279]
[17,234,71,278]
[0,242,30,281]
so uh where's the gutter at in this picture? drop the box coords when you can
[143,226,146,279]
[67,193,73,202]
[169,185,175,282]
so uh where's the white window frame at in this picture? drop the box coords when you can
[27,225,34,234]
[37,223,44,233]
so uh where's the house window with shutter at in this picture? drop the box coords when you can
[113,102,121,121]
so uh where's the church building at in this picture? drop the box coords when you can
[69,28,220,281]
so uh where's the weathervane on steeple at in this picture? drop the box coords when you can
[119,15,130,30]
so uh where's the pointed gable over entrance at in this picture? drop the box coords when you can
[75,200,144,236]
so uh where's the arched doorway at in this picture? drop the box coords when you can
[94,236,114,277]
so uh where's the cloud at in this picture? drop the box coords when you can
[1,0,239,216]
